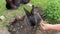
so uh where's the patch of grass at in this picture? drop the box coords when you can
[0,0,42,27]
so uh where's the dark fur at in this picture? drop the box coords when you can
[6,0,30,9]
[7,5,42,34]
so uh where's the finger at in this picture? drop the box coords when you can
[40,19,45,26]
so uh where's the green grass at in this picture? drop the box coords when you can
[0,0,43,27]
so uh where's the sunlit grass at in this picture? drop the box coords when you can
[0,0,42,27]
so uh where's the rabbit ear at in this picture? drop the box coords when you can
[24,8,31,17]
[31,5,34,15]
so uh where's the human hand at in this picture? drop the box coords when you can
[41,24,53,30]
[40,19,53,30]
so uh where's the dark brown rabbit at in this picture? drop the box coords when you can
[6,0,30,9]
[7,5,43,34]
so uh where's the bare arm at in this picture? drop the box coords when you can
[40,19,60,30]
[51,24,60,30]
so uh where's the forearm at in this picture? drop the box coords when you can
[40,20,60,30]
[51,24,60,30]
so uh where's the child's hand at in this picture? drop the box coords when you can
[40,19,53,30]
[42,24,53,30]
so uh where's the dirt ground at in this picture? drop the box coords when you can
[0,25,10,34]
[0,25,60,34]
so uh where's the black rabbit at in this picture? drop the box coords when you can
[7,5,42,34]
[6,0,30,9]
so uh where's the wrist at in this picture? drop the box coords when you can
[49,24,54,30]
[47,24,53,30]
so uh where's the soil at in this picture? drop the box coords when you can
[0,24,60,34]
[0,25,10,34]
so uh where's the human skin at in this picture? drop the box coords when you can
[40,19,60,30]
